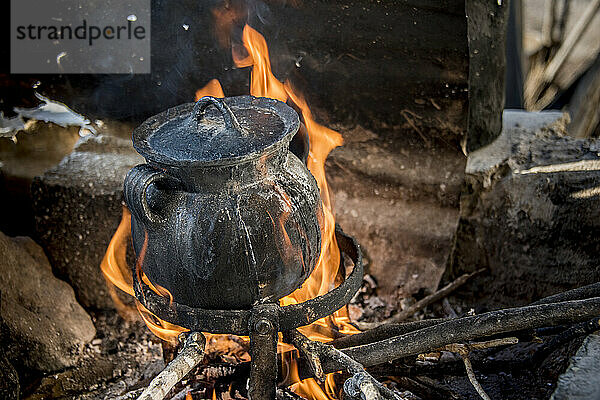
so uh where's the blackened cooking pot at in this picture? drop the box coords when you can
[124,96,323,309]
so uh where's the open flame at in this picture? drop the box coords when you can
[195,78,224,101]
[101,207,188,344]
[102,22,357,399]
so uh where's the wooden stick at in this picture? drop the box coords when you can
[357,269,484,330]
[285,329,397,400]
[461,355,491,400]
[543,0,600,84]
[334,281,600,351]
[531,282,600,305]
[138,332,206,400]
[344,371,384,400]
[360,289,576,347]
[440,338,517,400]
[322,297,600,373]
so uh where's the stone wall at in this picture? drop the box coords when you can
[447,110,600,308]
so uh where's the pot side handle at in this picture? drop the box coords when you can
[124,164,170,226]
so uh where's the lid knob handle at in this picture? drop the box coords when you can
[191,96,247,136]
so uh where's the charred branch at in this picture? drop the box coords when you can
[137,332,206,400]
[441,339,518,400]
[284,329,397,400]
[283,329,325,383]
[368,318,599,380]
[531,282,600,305]
[333,319,444,350]
[323,297,600,373]
[337,282,600,350]
[528,316,600,366]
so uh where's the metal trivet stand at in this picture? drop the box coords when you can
[134,227,376,400]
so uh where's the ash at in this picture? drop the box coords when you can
[28,311,164,400]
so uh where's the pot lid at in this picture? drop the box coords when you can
[133,95,299,166]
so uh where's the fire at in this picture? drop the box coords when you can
[233,25,288,103]
[220,23,359,398]
[280,82,356,340]
[101,207,188,344]
[195,79,224,101]
[101,21,358,399]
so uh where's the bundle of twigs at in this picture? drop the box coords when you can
[137,282,600,400]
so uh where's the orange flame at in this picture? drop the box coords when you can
[101,208,188,344]
[230,23,358,399]
[234,25,288,103]
[195,78,225,101]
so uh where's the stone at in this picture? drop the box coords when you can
[0,352,19,400]
[31,134,144,310]
[328,125,466,306]
[551,333,600,400]
[447,110,600,308]
[26,357,115,400]
[0,121,80,237]
[0,231,96,373]
[26,312,164,400]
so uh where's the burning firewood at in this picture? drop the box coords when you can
[284,329,397,400]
